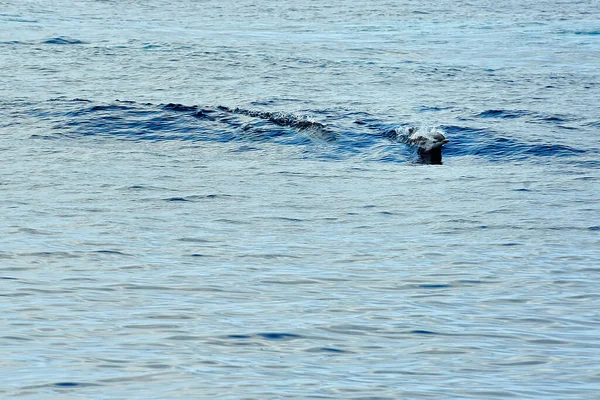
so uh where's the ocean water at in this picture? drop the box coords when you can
[1,0,599,398]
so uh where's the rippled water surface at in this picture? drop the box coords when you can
[1,0,599,398]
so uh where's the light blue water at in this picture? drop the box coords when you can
[1,1,599,398]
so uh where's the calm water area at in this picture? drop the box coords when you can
[1,0,599,398]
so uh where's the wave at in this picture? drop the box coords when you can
[476,109,574,124]
[441,125,585,159]
[42,37,87,45]
[558,29,600,36]
[26,99,589,163]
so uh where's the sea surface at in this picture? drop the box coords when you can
[1,0,599,398]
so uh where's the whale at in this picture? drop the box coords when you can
[405,127,449,164]
[382,126,449,164]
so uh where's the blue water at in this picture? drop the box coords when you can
[1,1,599,398]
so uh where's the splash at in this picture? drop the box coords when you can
[384,125,450,164]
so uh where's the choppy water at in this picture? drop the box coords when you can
[1,0,599,399]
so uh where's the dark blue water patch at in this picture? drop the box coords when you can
[163,103,199,113]
[54,382,80,387]
[477,109,526,119]
[418,284,451,289]
[459,280,486,285]
[319,347,346,353]
[49,97,91,104]
[165,197,191,202]
[535,115,569,123]
[141,43,172,52]
[409,330,439,335]
[306,347,348,353]
[3,335,32,341]
[231,145,262,152]
[51,381,103,388]
[257,333,302,340]
[43,37,86,45]
[588,226,600,231]
[270,217,305,222]
[95,250,129,255]
[5,17,38,23]
[224,333,303,341]
[165,194,237,202]
[178,238,214,243]
[558,29,600,36]
[88,104,136,112]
